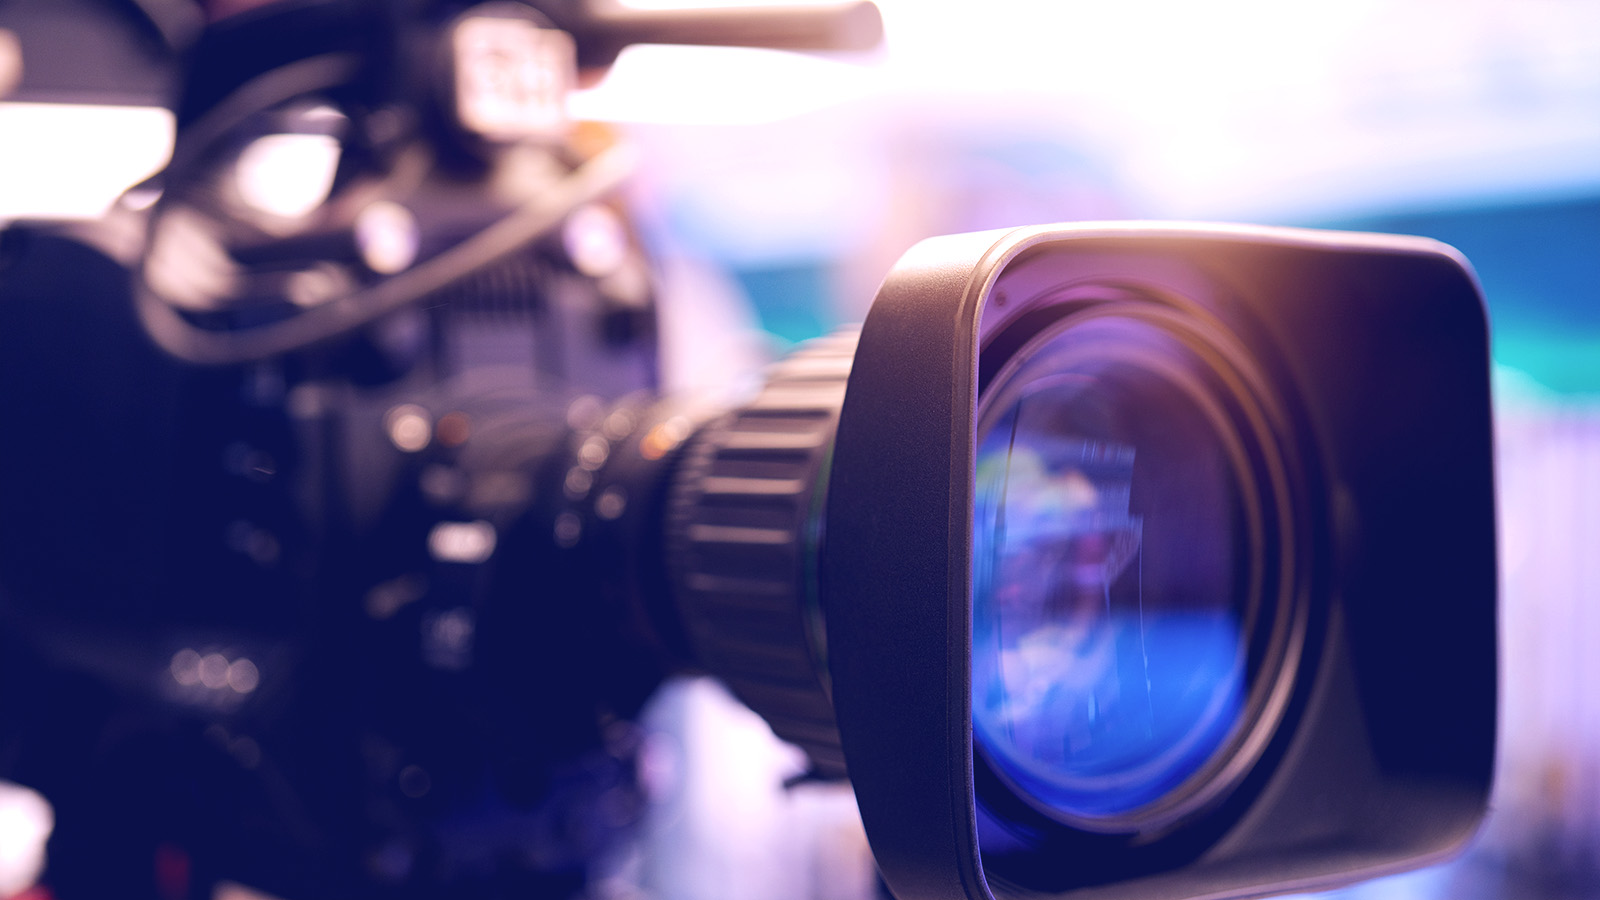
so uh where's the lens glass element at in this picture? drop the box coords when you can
[972,312,1259,826]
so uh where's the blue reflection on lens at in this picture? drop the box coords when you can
[972,333,1248,824]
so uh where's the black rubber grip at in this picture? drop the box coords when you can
[667,331,857,775]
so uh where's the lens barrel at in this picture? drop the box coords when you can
[659,287,1305,831]
[666,333,857,774]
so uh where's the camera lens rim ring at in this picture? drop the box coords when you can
[971,283,1309,837]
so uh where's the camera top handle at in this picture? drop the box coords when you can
[541,0,884,67]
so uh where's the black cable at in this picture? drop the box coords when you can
[136,140,639,365]
[164,52,361,183]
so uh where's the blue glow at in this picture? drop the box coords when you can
[971,360,1247,822]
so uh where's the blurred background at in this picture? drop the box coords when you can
[1,0,1597,898]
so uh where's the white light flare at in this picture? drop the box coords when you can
[385,404,433,453]
[233,132,342,220]
[428,520,498,564]
[0,781,54,897]
[0,102,174,221]
[171,648,261,695]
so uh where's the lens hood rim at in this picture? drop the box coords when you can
[823,221,1496,900]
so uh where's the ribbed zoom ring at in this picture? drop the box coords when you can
[667,330,858,776]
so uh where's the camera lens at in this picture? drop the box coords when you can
[971,303,1298,832]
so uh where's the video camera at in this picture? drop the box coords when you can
[0,2,1497,899]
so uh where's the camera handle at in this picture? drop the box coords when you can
[547,0,885,67]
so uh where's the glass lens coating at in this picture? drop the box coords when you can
[972,314,1255,824]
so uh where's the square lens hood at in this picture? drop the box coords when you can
[823,223,1496,900]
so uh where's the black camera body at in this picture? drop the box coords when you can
[0,3,1495,900]
[0,171,667,899]
[0,2,683,894]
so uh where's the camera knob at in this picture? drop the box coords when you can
[667,331,857,776]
